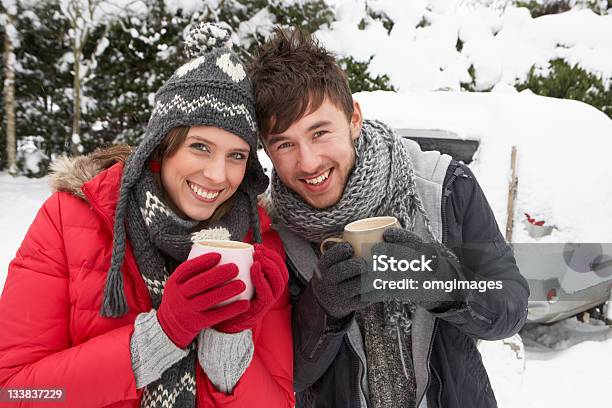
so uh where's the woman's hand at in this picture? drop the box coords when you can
[156,253,250,348]
[215,244,288,333]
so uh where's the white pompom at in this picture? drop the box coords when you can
[184,22,232,59]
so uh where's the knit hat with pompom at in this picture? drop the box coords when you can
[101,22,269,318]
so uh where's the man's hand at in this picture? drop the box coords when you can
[311,242,375,319]
[371,228,466,309]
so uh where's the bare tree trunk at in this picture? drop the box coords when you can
[2,11,17,175]
[71,41,81,155]
[505,146,518,243]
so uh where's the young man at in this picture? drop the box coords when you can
[249,28,529,408]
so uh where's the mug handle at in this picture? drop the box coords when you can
[320,237,344,254]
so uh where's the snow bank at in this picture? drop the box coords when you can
[319,1,612,91]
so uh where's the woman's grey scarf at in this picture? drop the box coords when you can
[126,168,252,408]
[271,119,440,408]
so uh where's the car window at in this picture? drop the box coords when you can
[395,128,480,164]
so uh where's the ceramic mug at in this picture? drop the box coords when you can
[188,240,254,305]
[320,216,400,258]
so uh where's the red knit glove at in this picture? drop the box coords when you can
[215,244,288,333]
[157,253,250,348]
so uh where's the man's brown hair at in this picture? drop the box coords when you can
[249,27,354,139]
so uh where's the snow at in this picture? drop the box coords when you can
[95,36,110,56]
[354,90,612,243]
[17,137,48,175]
[1,0,17,16]
[479,319,612,408]
[318,2,612,91]
[165,0,211,15]
[0,175,50,291]
[237,8,276,48]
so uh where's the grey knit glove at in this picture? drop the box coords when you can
[312,242,375,319]
[371,228,466,308]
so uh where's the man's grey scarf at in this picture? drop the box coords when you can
[127,168,252,408]
[272,119,439,408]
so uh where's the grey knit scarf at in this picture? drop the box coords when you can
[271,119,440,408]
[126,167,252,408]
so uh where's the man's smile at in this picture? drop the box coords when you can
[299,168,334,192]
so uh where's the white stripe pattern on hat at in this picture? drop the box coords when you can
[151,93,256,132]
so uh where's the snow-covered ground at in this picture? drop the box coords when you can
[480,319,612,408]
[0,174,50,291]
[0,172,610,408]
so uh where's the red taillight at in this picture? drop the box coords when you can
[547,288,558,303]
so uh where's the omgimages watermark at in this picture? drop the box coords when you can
[364,253,504,301]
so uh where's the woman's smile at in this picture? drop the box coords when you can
[187,180,223,203]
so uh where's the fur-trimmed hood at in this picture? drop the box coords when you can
[50,155,106,200]
[49,146,132,200]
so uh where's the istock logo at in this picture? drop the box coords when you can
[372,254,434,272]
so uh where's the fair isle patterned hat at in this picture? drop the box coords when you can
[122,22,267,194]
[101,22,269,317]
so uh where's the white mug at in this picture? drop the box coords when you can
[188,240,254,306]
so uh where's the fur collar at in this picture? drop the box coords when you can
[49,155,105,200]
[49,146,132,200]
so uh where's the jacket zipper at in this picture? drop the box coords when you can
[308,336,326,359]
[416,319,439,408]
[441,165,468,244]
[432,364,443,408]
[352,344,362,408]
[346,337,367,408]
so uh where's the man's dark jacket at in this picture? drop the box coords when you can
[285,160,530,408]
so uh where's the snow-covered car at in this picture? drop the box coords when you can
[356,90,612,324]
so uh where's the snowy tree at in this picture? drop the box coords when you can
[15,1,73,161]
[83,0,190,148]
[1,0,18,174]
[59,0,146,154]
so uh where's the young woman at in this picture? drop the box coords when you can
[0,23,293,408]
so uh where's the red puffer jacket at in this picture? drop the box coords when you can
[0,160,294,408]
